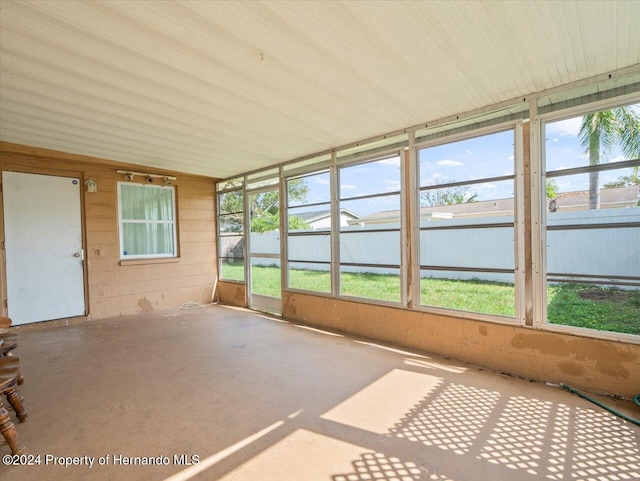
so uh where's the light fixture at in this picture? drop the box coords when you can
[117,170,176,185]
[84,178,97,193]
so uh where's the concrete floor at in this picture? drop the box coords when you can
[2,305,639,481]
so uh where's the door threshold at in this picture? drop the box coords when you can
[9,315,89,331]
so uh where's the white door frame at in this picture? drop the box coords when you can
[245,184,282,314]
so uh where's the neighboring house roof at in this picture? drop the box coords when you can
[349,186,639,225]
[292,208,360,224]
[551,185,639,210]
[295,210,330,222]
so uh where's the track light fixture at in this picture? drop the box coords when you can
[117,170,177,185]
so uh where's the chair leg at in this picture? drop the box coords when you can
[0,404,25,455]
[5,387,27,423]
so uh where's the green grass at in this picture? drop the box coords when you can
[289,269,331,293]
[547,284,639,335]
[220,263,639,335]
[341,271,401,302]
[220,259,244,281]
[251,263,281,298]
[421,278,515,317]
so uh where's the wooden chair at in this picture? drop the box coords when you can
[0,356,25,454]
[0,317,23,385]
[0,334,17,355]
[0,357,27,422]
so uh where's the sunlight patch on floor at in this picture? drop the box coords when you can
[321,369,442,434]
[218,429,370,481]
[404,358,468,374]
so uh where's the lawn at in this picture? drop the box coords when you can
[220,262,639,335]
[547,284,639,334]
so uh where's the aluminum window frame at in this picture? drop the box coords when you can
[284,168,333,295]
[337,152,405,306]
[217,187,246,283]
[413,121,525,324]
[535,93,640,343]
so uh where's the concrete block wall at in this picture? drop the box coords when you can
[282,291,640,399]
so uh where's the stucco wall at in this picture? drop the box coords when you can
[283,291,640,399]
[0,142,217,320]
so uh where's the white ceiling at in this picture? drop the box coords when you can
[1,1,639,178]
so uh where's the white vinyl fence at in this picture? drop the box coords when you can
[221,208,640,284]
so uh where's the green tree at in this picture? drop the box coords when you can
[219,190,244,232]
[420,179,478,207]
[546,179,559,212]
[579,106,640,209]
[546,179,558,199]
[219,179,309,233]
[603,175,640,188]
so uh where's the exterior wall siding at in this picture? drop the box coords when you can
[0,142,217,321]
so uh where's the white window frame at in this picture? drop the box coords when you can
[413,121,524,325]
[337,152,405,307]
[117,182,177,260]
[535,93,640,344]
[284,168,333,295]
[217,187,246,282]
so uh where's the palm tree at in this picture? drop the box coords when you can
[579,106,640,209]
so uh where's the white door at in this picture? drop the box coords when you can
[248,187,282,314]
[2,172,86,325]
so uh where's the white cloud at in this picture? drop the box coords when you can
[436,159,463,166]
[340,184,357,190]
[608,154,626,164]
[546,116,582,137]
[553,138,559,142]
[314,177,330,185]
[380,157,401,167]
[466,150,472,155]
[421,173,448,185]
[508,154,514,161]
[385,179,401,191]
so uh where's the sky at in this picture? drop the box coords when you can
[291,103,639,218]
[544,103,639,195]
